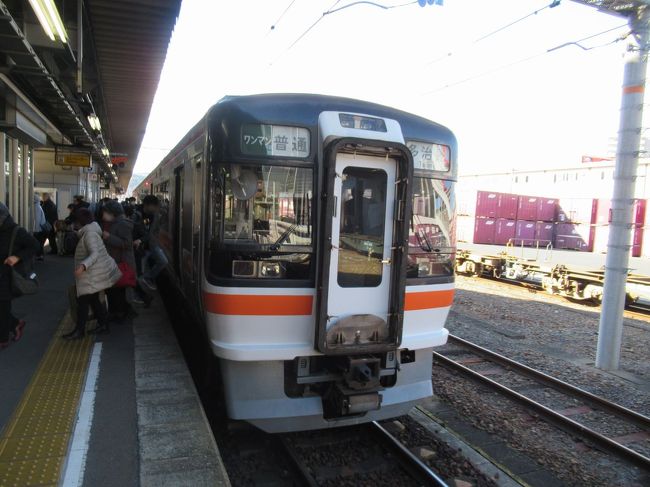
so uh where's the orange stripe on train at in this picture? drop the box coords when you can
[204,293,314,315]
[203,289,454,315]
[404,289,455,311]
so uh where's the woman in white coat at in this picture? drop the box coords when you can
[63,208,121,340]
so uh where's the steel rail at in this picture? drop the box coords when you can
[370,421,449,486]
[433,348,650,471]
[278,436,319,487]
[448,334,650,430]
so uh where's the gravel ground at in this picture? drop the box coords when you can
[434,275,650,486]
[451,275,650,411]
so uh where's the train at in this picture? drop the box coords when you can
[132,94,457,432]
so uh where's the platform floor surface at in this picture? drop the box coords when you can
[0,254,229,486]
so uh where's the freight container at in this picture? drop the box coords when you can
[497,193,518,220]
[515,220,536,246]
[557,198,597,224]
[633,224,643,257]
[476,191,499,218]
[474,217,496,244]
[595,199,646,225]
[535,222,554,245]
[456,215,475,243]
[517,196,539,221]
[494,219,516,245]
[554,223,593,251]
[537,198,558,222]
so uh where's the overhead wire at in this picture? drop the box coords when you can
[426,0,563,66]
[269,0,416,65]
[422,23,629,95]
[268,0,298,34]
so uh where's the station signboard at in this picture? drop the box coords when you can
[54,147,91,168]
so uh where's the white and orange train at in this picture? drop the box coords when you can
[133,94,457,432]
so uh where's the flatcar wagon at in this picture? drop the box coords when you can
[133,94,457,432]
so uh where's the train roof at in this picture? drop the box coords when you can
[210,93,457,148]
[134,93,458,193]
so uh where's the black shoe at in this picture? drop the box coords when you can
[88,324,109,335]
[63,330,84,340]
[61,330,77,339]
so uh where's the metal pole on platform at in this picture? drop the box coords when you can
[596,7,650,371]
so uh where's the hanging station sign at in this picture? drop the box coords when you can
[54,146,92,168]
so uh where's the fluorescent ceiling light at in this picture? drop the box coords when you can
[28,0,55,41]
[28,0,68,43]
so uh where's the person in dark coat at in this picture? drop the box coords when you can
[0,202,39,349]
[41,193,58,254]
[101,201,136,322]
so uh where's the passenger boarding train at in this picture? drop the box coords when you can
[133,94,457,432]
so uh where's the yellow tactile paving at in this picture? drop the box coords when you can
[0,313,93,487]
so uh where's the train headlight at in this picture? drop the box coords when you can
[259,261,283,278]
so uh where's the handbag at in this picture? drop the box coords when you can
[41,221,53,233]
[8,226,39,297]
[114,261,136,288]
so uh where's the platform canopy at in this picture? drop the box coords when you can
[0,0,182,190]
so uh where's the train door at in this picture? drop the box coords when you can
[190,153,203,305]
[324,152,398,350]
[173,166,183,277]
[180,158,195,295]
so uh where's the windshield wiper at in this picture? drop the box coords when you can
[270,223,297,251]
[413,215,437,253]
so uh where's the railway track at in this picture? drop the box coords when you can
[433,335,650,471]
[280,422,448,486]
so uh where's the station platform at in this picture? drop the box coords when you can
[0,255,230,487]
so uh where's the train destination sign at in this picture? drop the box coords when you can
[407,141,450,172]
[54,148,92,168]
[241,124,310,158]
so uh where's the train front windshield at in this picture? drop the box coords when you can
[407,177,455,279]
[208,164,314,281]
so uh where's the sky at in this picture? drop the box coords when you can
[130,0,632,190]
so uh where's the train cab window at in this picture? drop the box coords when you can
[407,177,455,279]
[208,164,313,282]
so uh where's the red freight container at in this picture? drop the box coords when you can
[476,191,499,218]
[515,220,536,246]
[633,224,643,257]
[474,217,496,244]
[535,222,554,245]
[595,199,646,225]
[517,196,539,221]
[497,193,518,220]
[494,219,516,245]
[554,223,593,251]
[557,198,597,224]
[537,198,558,222]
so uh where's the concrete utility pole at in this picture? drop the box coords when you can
[596,7,650,371]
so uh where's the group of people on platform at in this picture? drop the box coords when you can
[0,193,167,348]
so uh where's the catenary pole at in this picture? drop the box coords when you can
[596,6,650,371]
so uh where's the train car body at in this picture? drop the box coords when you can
[133,94,457,432]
